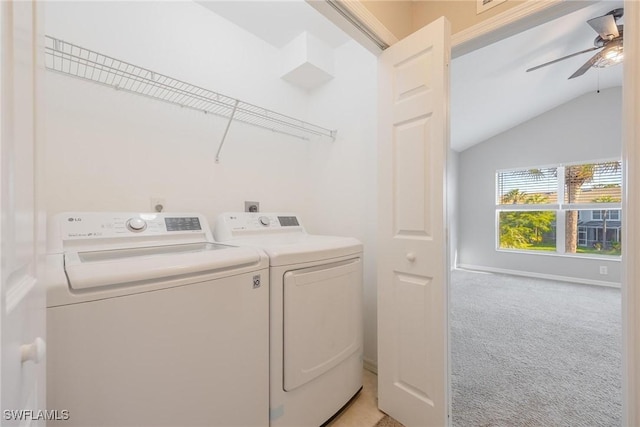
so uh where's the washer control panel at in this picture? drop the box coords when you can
[259,216,271,226]
[57,213,205,240]
[126,217,148,232]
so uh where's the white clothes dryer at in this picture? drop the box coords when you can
[46,212,269,427]
[214,212,363,427]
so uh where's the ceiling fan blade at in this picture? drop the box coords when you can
[587,14,619,39]
[568,50,604,79]
[526,46,601,73]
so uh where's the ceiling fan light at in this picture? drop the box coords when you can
[593,43,624,68]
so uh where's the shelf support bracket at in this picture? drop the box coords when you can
[215,99,240,163]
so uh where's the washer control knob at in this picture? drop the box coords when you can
[259,216,271,227]
[126,217,147,232]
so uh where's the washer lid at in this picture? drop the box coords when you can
[64,243,261,290]
[227,235,362,266]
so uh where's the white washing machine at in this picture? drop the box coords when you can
[46,212,269,427]
[214,212,363,427]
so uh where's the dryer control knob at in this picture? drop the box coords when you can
[259,216,271,226]
[126,217,147,232]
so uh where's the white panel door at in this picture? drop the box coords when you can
[377,17,451,427]
[1,1,46,425]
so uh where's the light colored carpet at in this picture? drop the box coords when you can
[451,269,622,427]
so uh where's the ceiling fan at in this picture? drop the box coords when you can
[526,8,624,79]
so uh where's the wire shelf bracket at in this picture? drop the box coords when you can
[44,35,337,162]
[216,100,239,163]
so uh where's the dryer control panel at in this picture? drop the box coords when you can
[214,212,305,241]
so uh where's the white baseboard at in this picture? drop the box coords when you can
[456,264,622,289]
[363,357,377,374]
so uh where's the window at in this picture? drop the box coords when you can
[497,167,558,206]
[498,211,557,252]
[592,210,620,220]
[571,209,622,255]
[496,160,622,257]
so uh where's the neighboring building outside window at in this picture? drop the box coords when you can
[577,209,622,251]
[496,160,622,257]
[591,210,620,220]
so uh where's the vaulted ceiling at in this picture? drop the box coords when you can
[451,0,624,151]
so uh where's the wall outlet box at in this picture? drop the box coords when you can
[245,201,259,213]
[599,266,608,275]
[151,197,165,213]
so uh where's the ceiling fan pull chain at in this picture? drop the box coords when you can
[597,68,601,94]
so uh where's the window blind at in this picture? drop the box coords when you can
[496,167,558,205]
[564,162,622,204]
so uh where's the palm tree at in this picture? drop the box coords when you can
[502,189,527,204]
[525,193,549,204]
[565,162,620,253]
[592,195,620,250]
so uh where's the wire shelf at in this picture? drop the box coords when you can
[44,35,337,150]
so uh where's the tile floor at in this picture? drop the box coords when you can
[327,369,385,427]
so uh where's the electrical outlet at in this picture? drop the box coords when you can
[599,266,608,275]
[151,197,165,213]
[245,201,259,213]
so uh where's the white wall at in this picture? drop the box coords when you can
[44,2,379,361]
[44,1,314,217]
[457,87,622,285]
[305,41,378,367]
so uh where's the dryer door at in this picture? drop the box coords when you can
[283,257,362,391]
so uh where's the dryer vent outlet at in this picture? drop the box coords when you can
[245,201,260,213]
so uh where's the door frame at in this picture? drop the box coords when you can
[310,0,639,425]
[456,3,639,425]
[448,2,639,425]
[621,1,639,425]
